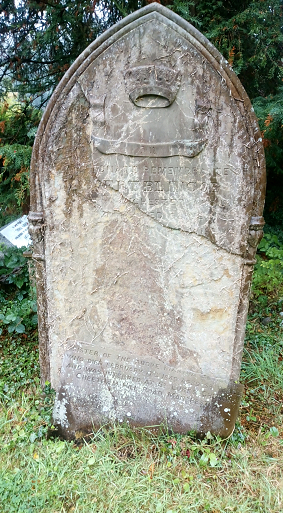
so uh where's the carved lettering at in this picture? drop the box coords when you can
[143,181,153,191]
[65,345,195,404]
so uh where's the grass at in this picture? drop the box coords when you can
[0,405,282,513]
[0,320,282,512]
[0,242,283,512]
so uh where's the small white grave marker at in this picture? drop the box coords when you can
[0,215,32,248]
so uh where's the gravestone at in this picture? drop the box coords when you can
[29,3,265,439]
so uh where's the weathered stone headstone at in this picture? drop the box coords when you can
[29,3,265,439]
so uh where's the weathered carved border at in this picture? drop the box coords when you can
[28,211,50,385]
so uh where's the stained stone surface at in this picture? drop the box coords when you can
[29,4,265,439]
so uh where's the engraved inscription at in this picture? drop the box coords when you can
[93,160,242,233]
[61,341,226,405]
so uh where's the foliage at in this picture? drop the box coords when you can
[170,0,283,98]
[242,339,283,390]
[0,0,110,106]
[0,143,32,225]
[241,225,283,437]
[251,230,283,298]
[0,331,40,399]
[0,398,282,512]
[159,431,221,468]
[253,89,283,225]
[0,245,37,335]
[0,98,41,226]
[253,88,283,175]
[0,97,41,146]
[1,1,282,104]
[0,295,38,335]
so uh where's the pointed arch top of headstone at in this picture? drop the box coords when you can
[31,2,265,214]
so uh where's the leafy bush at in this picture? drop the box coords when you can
[252,230,283,299]
[0,296,37,335]
[253,88,283,225]
[0,98,41,227]
[253,89,283,178]
[0,245,37,335]
[0,331,40,400]
[0,143,32,217]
